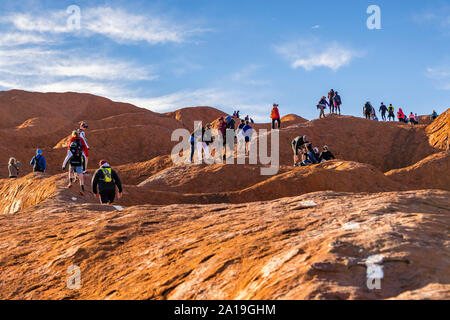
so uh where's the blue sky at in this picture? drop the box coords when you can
[0,0,449,121]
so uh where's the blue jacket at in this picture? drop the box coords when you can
[30,155,46,172]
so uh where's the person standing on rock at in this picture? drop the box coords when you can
[62,142,85,195]
[388,104,395,121]
[317,97,328,119]
[379,103,387,121]
[363,102,372,120]
[292,135,309,166]
[334,91,342,115]
[328,89,335,113]
[271,104,281,129]
[92,160,123,205]
[30,149,46,173]
[8,158,20,178]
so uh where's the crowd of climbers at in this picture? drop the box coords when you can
[7,122,123,206]
[6,96,443,189]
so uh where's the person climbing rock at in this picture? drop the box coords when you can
[292,135,309,166]
[306,143,318,164]
[62,142,85,195]
[8,158,20,178]
[379,103,387,121]
[431,110,438,120]
[313,147,320,162]
[319,146,335,162]
[334,91,342,115]
[79,122,89,172]
[271,104,281,129]
[388,104,395,121]
[67,130,89,172]
[317,97,328,119]
[217,116,228,160]
[363,102,372,120]
[409,112,417,126]
[30,149,46,173]
[242,120,253,155]
[328,89,335,114]
[225,115,236,130]
[92,160,123,205]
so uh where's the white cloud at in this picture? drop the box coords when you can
[0,47,157,81]
[231,64,270,86]
[312,25,320,29]
[426,65,450,90]
[413,6,450,30]
[114,88,271,122]
[1,6,205,45]
[275,40,361,71]
[0,32,48,46]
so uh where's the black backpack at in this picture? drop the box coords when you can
[69,143,83,166]
[33,155,43,172]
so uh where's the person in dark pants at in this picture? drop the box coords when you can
[379,102,387,121]
[92,160,123,205]
[271,104,281,129]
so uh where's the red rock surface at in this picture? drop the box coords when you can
[0,90,449,300]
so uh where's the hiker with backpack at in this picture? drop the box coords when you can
[292,135,309,166]
[8,158,20,178]
[317,97,328,119]
[30,149,46,173]
[388,104,395,121]
[92,160,123,205]
[379,103,387,121]
[67,130,89,172]
[334,91,342,115]
[328,89,335,113]
[62,142,86,195]
[271,104,281,129]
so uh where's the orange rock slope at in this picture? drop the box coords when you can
[0,90,449,300]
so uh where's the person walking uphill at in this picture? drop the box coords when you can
[68,130,89,172]
[79,122,90,172]
[317,97,328,119]
[8,158,20,178]
[30,149,46,173]
[271,104,281,129]
[92,160,123,205]
[62,141,85,195]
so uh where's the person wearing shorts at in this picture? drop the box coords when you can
[92,160,123,205]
